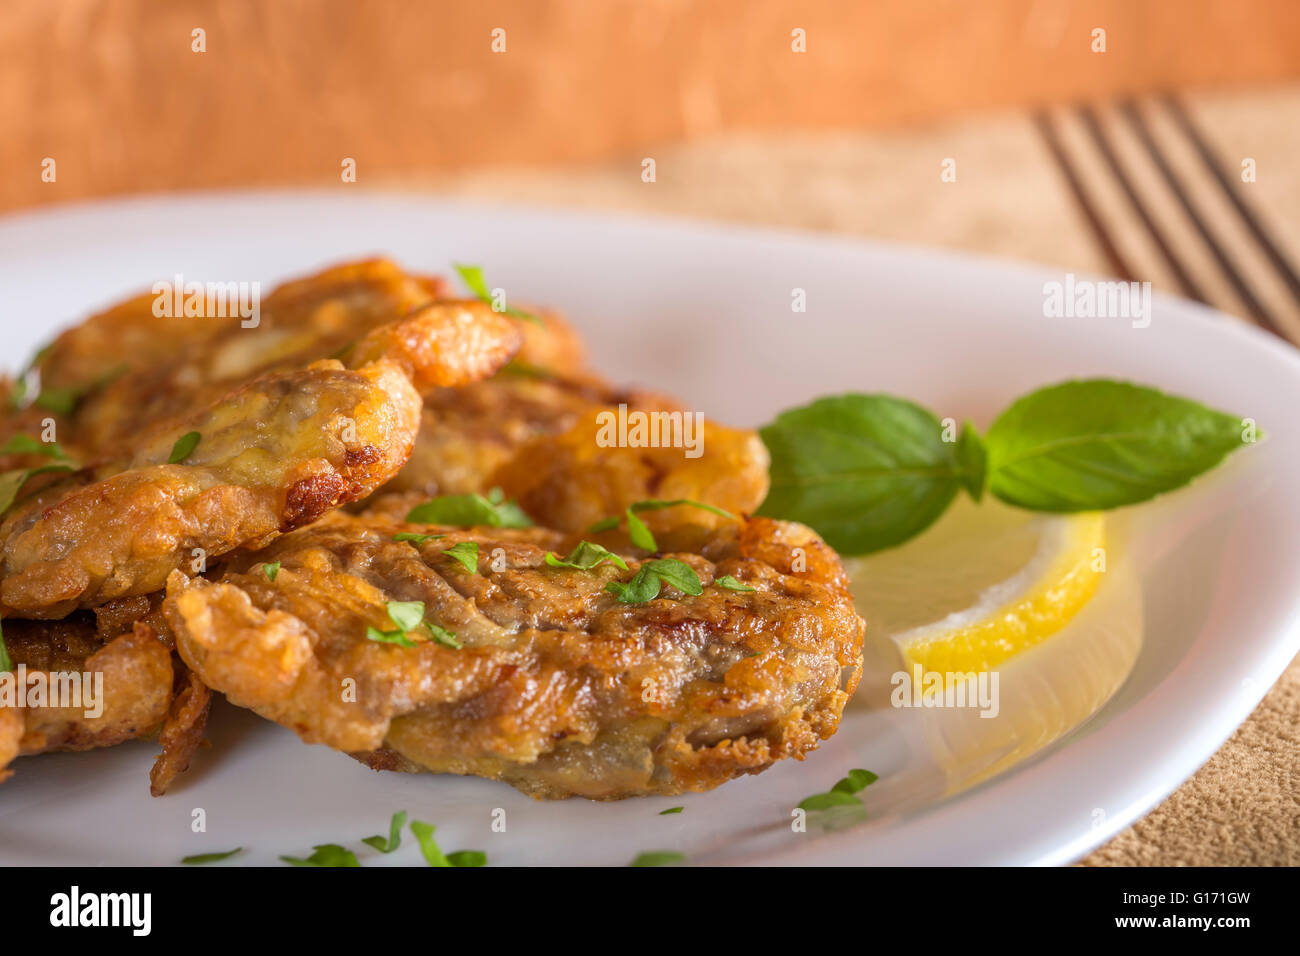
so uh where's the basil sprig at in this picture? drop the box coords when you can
[759,380,1253,555]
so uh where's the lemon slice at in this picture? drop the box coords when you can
[846,497,1106,679]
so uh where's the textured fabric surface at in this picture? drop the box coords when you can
[387,86,1300,865]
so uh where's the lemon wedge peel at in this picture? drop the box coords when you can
[892,512,1106,684]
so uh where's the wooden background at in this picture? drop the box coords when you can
[4,0,1300,212]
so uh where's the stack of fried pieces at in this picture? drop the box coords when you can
[0,260,863,800]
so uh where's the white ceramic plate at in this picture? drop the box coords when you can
[1,193,1297,867]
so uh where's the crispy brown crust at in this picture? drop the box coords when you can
[33,258,455,457]
[0,613,210,794]
[4,621,173,758]
[0,360,422,617]
[149,662,212,796]
[165,513,863,799]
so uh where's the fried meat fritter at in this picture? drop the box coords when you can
[0,277,522,618]
[0,611,209,793]
[24,259,456,457]
[164,513,863,799]
[0,360,421,617]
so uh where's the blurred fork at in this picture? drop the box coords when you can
[1035,97,1300,345]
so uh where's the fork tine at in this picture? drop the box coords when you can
[1119,100,1290,341]
[1033,111,1138,284]
[1075,105,1212,306]
[1162,95,1300,316]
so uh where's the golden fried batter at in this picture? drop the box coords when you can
[0,267,522,617]
[25,259,457,457]
[0,360,421,617]
[0,604,212,793]
[164,513,862,799]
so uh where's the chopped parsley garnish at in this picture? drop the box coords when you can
[365,626,418,648]
[168,431,202,464]
[366,600,423,647]
[544,541,629,572]
[405,488,532,529]
[33,387,81,416]
[23,364,127,417]
[452,263,542,326]
[658,807,684,816]
[626,509,656,550]
[605,558,702,604]
[280,844,360,867]
[628,498,736,520]
[605,567,661,604]
[394,532,445,546]
[182,848,243,864]
[263,562,281,582]
[587,499,737,552]
[714,575,755,592]
[442,541,479,573]
[409,820,486,868]
[1,434,68,459]
[0,463,78,517]
[386,600,426,632]
[501,359,553,379]
[427,622,462,649]
[629,851,685,867]
[797,768,879,812]
[797,791,863,811]
[362,811,407,853]
[366,600,460,650]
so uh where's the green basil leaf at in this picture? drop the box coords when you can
[757,394,963,555]
[643,558,702,596]
[168,431,202,464]
[446,850,487,868]
[0,619,12,674]
[586,516,621,534]
[442,541,479,573]
[658,806,684,815]
[362,811,407,853]
[263,561,281,582]
[280,844,359,867]
[956,421,987,502]
[714,575,755,592]
[985,380,1251,511]
[544,541,629,571]
[182,848,242,865]
[629,851,685,867]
